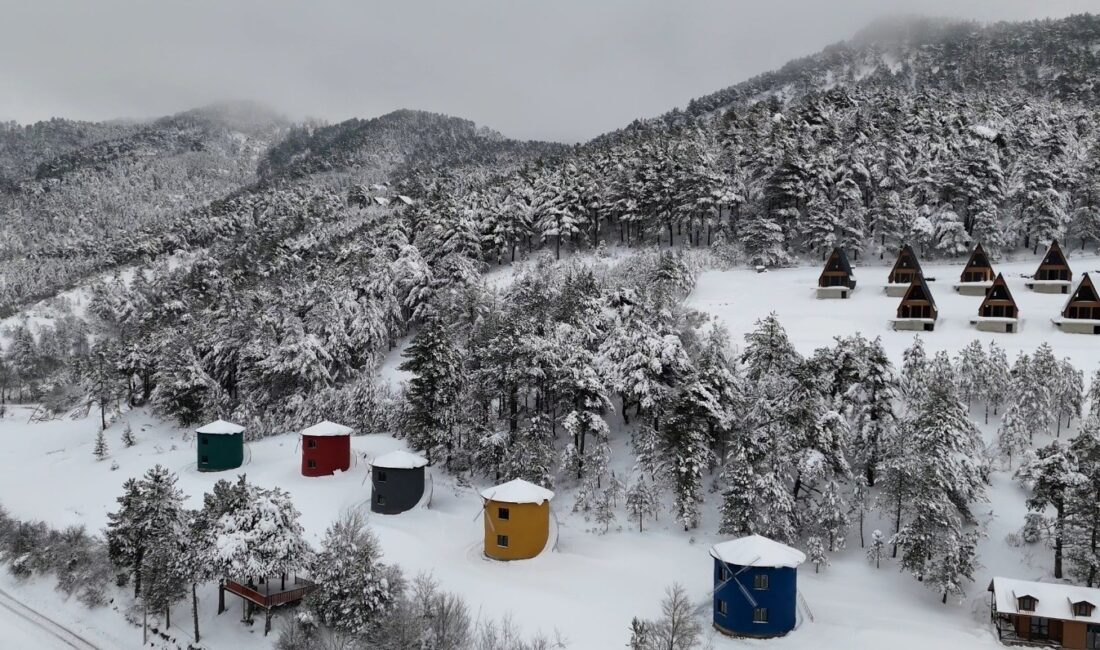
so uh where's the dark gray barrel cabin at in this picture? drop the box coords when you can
[370,450,429,514]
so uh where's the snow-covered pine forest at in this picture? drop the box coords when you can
[6,12,1100,650]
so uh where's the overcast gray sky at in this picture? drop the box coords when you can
[1,0,1096,142]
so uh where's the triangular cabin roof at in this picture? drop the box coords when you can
[888,245,924,282]
[1038,239,1070,269]
[897,273,938,319]
[980,274,1018,311]
[961,243,994,277]
[1063,273,1100,318]
[817,248,854,285]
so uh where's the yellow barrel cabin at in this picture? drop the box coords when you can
[480,479,554,561]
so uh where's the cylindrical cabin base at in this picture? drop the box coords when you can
[483,500,550,560]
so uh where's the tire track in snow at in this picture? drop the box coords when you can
[0,586,101,649]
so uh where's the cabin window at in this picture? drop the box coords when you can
[1087,624,1100,649]
[753,574,769,590]
[376,494,386,506]
[717,600,727,616]
[308,459,317,469]
[201,437,209,445]
[753,608,769,624]
[377,470,387,482]
[1018,596,1037,612]
[1075,602,1095,617]
[201,455,209,463]
[1030,616,1049,638]
[498,507,510,520]
[718,565,728,581]
[307,439,317,449]
[496,534,509,548]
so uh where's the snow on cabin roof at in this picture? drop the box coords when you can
[990,577,1100,624]
[372,196,391,206]
[480,478,554,504]
[710,534,806,568]
[372,450,428,469]
[396,195,414,205]
[301,420,354,437]
[196,419,245,435]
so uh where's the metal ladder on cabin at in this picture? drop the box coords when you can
[797,592,815,624]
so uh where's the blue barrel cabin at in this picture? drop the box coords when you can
[710,534,806,638]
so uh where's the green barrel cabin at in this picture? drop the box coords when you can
[196,419,245,472]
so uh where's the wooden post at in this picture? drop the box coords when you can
[264,608,273,636]
[218,583,225,614]
[281,573,286,590]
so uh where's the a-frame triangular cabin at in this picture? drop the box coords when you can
[955,243,996,295]
[973,274,1019,333]
[816,248,856,299]
[1055,273,1100,335]
[885,245,924,296]
[892,274,938,332]
[1025,239,1073,294]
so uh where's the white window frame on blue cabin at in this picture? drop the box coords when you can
[753,607,769,624]
[717,599,727,616]
[753,573,769,590]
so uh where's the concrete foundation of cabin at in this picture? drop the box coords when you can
[1026,281,1071,294]
[954,283,991,296]
[1055,320,1100,335]
[974,318,1018,333]
[815,286,852,299]
[884,284,909,297]
[891,318,936,332]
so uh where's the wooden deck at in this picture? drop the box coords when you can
[224,576,317,609]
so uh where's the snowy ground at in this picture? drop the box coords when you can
[1,252,1097,649]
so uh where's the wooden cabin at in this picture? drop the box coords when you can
[892,274,938,331]
[1025,239,1073,294]
[989,577,1100,649]
[972,274,1019,333]
[371,451,429,514]
[885,245,924,297]
[195,419,245,472]
[955,243,996,295]
[1055,273,1100,335]
[816,248,856,299]
[481,479,554,561]
[300,421,353,477]
[711,535,805,638]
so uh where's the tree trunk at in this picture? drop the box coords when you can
[1055,503,1065,579]
[192,583,200,642]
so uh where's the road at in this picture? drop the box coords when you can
[0,586,101,649]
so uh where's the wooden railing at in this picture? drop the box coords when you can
[224,576,317,609]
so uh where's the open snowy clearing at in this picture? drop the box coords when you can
[2,252,1096,649]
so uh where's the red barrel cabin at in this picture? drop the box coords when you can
[300,420,353,477]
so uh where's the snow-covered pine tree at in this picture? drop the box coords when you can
[1016,440,1082,579]
[626,475,660,532]
[94,429,108,461]
[1067,417,1100,586]
[867,529,886,569]
[982,341,1011,423]
[1054,358,1084,436]
[741,313,801,381]
[807,536,828,573]
[891,354,985,601]
[846,336,899,486]
[398,317,463,466]
[308,511,397,637]
[1006,352,1051,445]
[1089,369,1100,420]
[900,336,929,410]
[955,340,987,410]
[121,421,136,447]
[105,478,145,597]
